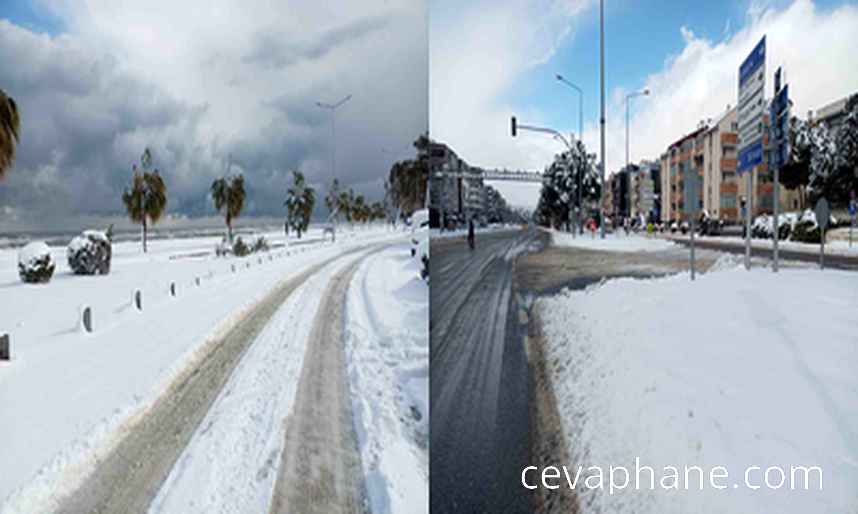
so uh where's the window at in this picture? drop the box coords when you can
[721,194,737,208]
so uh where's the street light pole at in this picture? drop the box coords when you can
[557,74,585,236]
[625,89,650,222]
[599,0,606,238]
[316,94,353,215]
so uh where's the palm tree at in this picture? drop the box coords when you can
[0,89,21,180]
[122,148,168,253]
[338,190,352,222]
[284,170,316,238]
[211,174,245,243]
[325,177,341,219]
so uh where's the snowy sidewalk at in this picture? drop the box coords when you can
[538,265,858,513]
[344,242,428,514]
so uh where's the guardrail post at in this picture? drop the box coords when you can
[0,334,10,361]
[80,305,93,333]
[170,282,177,297]
[133,289,143,311]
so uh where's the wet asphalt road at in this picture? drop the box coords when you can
[430,228,547,514]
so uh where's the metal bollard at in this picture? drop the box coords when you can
[0,333,10,361]
[170,282,177,297]
[133,289,143,311]
[195,277,201,286]
[80,305,93,333]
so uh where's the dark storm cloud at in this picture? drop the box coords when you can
[242,14,391,70]
[0,2,427,228]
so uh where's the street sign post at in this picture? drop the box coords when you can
[738,36,766,270]
[815,197,830,270]
[769,67,790,272]
[684,166,701,280]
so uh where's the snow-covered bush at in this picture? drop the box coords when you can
[251,234,269,253]
[232,237,251,257]
[18,242,55,283]
[215,238,232,257]
[67,230,111,275]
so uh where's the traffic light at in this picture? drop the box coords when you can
[511,116,517,137]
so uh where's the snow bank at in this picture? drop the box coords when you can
[552,231,679,253]
[344,243,429,514]
[539,267,858,513]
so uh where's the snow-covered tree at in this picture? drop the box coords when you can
[806,123,837,204]
[534,139,599,230]
[284,170,315,238]
[834,94,858,202]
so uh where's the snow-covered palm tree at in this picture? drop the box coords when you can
[284,170,315,238]
[0,89,20,181]
[122,148,168,253]
[211,174,245,243]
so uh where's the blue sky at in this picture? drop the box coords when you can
[430,0,858,208]
[1,0,65,35]
[505,0,843,134]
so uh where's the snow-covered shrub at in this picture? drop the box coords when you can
[215,237,232,257]
[251,234,269,253]
[792,209,821,243]
[67,230,111,275]
[18,241,55,283]
[232,237,251,257]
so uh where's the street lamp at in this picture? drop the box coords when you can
[556,74,584,234]
[555,74,583,140]
[599,0,606,238]
[316,94,353,215]
[625,89,650,174]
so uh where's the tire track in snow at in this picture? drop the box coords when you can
[268,246,388,514]
[52,244,376,514]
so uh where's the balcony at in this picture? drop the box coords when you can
[721,158,737,171]
[721,133,738,147]
[720,182,739,194]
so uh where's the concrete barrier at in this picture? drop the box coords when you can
[80,305,93,333]
[133,289,143,311]
[0,333,9,361]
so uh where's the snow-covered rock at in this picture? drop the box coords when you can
[67,230,112,275]
[18,242,55,283]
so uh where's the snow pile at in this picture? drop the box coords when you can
[539,267,858,513]
[552,231,679,253]
[345,243,429,514]
[67,230,112,275]
[17,242,55,283]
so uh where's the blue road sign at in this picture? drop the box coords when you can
[849,200,856,216]
[738,140,763,173]
[739,36,766,87]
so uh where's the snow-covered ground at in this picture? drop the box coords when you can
[665,233,858,257]
[148,247,374,514]
[344,242,429,514]
[552,230,680,253]
[539,265,858,513]
[0,225,397,512]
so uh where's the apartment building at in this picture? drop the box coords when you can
[702,107,740,221]
[661,127,705,223]
[428,141,485,227]
[630,160,660,221]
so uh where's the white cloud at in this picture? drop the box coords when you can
[431,0,858,207]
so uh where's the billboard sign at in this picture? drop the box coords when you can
[737,36,766,174]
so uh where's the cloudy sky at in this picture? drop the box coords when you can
[0,0,427,229]
[431,0,858,209]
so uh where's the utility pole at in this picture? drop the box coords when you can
[599,0,606,239]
